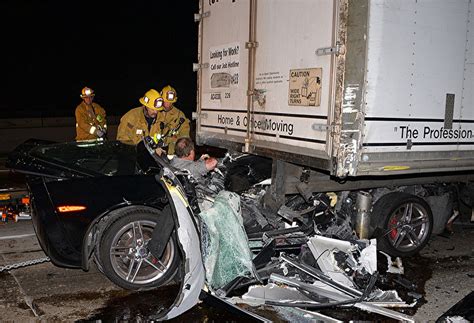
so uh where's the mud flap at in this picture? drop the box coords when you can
[147,206,175,259]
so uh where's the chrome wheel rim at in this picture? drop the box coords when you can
[109,220,175,285]
[387,202,430,252]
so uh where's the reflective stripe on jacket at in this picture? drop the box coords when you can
[157,105,190,155]
[116,107,160,145]
[117,106,190,154]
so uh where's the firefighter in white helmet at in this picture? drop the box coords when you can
[117,89,166,145]
[157,85,190,154]
[75,87,107,141]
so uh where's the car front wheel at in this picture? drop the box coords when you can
[99,207,180,290]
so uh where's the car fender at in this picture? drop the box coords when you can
[80,202,169,271]
[156,177,205,320]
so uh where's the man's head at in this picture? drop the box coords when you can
[161,85,177,112]
[139,89,164,118]
[80,87,95,105]
[175,137,195,160]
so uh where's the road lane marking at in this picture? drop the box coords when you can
[0,234,35,240]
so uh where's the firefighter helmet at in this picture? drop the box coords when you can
[139,89,164,111]
[80,87,95,98]
[161,85,178,103]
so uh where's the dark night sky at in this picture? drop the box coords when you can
[0,1,199,119]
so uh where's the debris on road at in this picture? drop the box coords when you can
[182,164,419,322]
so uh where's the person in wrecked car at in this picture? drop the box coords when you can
[75,86,107,141]
[116,89,165,145]
[171,137,218,182]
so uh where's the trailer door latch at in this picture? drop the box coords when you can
[316,43,345,56]
[192,112,208,120]
[193,63,209,72]
[194,11,210,22]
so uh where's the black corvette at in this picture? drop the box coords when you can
[7,139,178,283]
[6,138,272,319]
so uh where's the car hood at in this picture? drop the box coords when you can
[6,138,138,178]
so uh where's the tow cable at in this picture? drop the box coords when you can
[0,257,50,273]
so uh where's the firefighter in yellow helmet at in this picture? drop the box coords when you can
[157,85,190,154]
[75,87,107,141]
[117,89,166,145]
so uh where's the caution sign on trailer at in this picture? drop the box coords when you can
[288,68,322,106]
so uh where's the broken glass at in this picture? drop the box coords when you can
[199,190,256,289]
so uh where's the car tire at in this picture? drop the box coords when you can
[98,206,180,290]
[372,192,433,257]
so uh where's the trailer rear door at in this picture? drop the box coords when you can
[197,0,337,169]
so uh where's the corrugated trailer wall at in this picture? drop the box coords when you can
[346,0,474,176]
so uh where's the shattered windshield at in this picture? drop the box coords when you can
[29,140,137,176]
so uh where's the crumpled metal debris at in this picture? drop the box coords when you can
[240,283,317,306]
[228,234,415,322]
[307,235,377,289]
[167,154,418,321]
[380,250,405,274]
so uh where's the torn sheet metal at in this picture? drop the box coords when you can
[369,297,415,308]
[255,178,271,186]
[307,235,377,288]
[275,307,343,323]
[199,190,255,289]
[300,279,411,308]
[229,286,341,323]
[354,300,415,322]
[270,273,356,303]
[232,283,342,322]
[379,251,405,274]
[158,175,205,321]
[278,204,317,222]
[269,274,415,323]
[368,289,403,303]
[240,185,281,230]
[240,283,317,306]
[241,196,273,229]
[279,253,363,298]
[229,283,319,306]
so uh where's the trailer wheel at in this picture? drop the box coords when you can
[372,192,433,257]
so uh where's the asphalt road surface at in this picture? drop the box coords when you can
[1,218,473,322]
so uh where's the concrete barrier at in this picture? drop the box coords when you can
[0,117,121,155]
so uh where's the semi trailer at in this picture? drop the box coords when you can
[193,0,474,257]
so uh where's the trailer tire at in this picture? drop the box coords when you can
[372,192,433,257]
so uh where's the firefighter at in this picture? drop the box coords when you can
[75,87,107,141]
[158,85,190,154]
[116,89,166,145]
